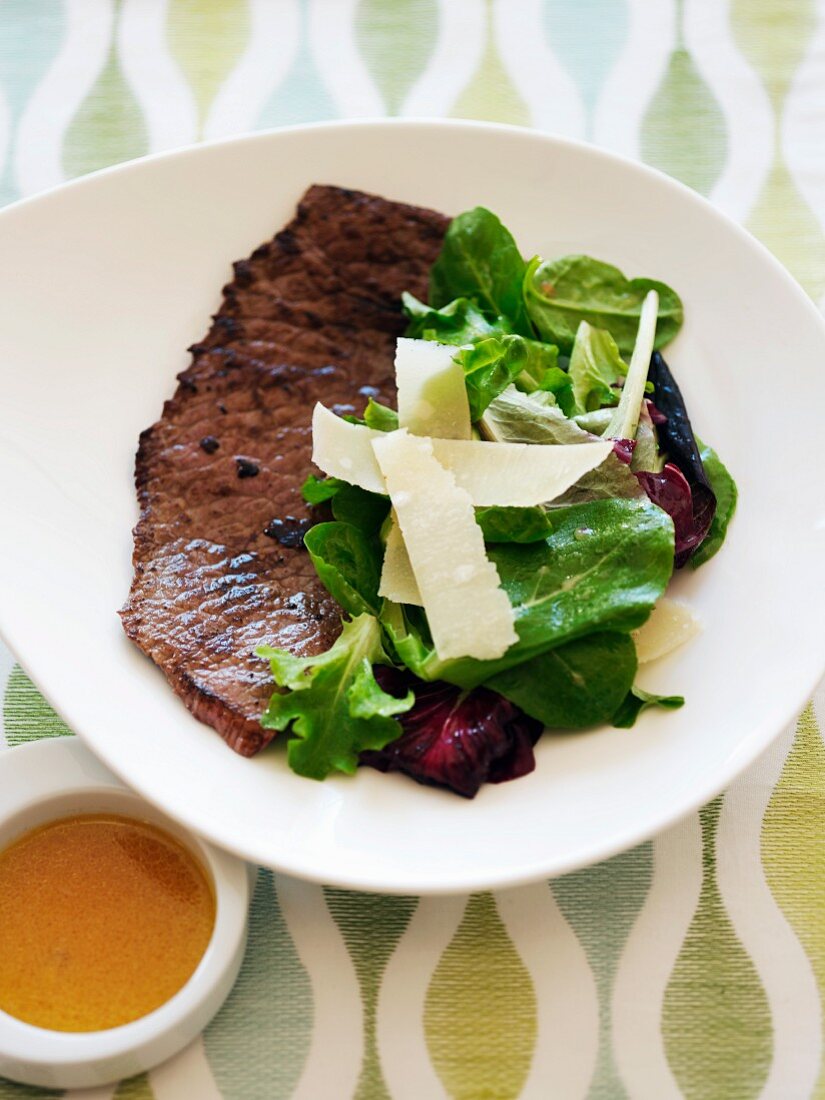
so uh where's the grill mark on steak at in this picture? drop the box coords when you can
[120,185,449,756]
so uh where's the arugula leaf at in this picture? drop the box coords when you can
[304,522,383,617]
[475,505,554,543]
[258,615,413,779]
[524,255,683,355]
[302,473,345,504]
[362,398,399,432]
[480,386,596,446]
[489,633,637,728]
[402,292,511,345]
[429,207,533,335]
[612,686,685,728]
[690,442,738,568]
[381,497,673,688]
[568,321,628,414]
[453,335,532,420]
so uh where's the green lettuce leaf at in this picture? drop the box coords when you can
[453,335,533,420]
[381,497,674,687]
[475,505,554,544]
[362,398,399,432]
[568,321,628,415]
[303,522,383,617]
[402,292,511,345]
[524,254,683,355]
[429,207,533,336]
[612,686,685,728]
[481,386,595,445]
[302,473,345,504]
[489,633,637,728]
[258,615,413,779]
[690,441,737,568]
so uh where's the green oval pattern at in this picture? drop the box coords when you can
[424,893,536,1100]
[355,0,437,114]
[323,889,418,1099]
[451,0,529,126]
[543,0,628,124]
[732,0,825,299]
[641,1,726,196]
[204,870,313,1099]
[3,665,72,745]
[167,0,250,130]
[114,1074,154,1099]
[663,799,772,1099]
[761,704,825,1096]
[552,842,653,1099]
[62,8,148,179]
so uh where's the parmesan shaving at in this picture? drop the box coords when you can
[395,338,472,440]
[632,597,702,663]
[379,513,423,606]
[372,430,517,661]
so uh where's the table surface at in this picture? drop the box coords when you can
[1,2,824,1098]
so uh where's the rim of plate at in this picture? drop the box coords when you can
[1,118,824,893]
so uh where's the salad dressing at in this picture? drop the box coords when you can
[0,813,215,1032]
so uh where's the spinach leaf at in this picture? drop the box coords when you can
[362,398,399,432]
[480,386,595,446]
[690,441,738,568]
[489,633,637,728]
[380,497,674,688]
[259,614,414,779]
[612,686,685,728]
[568,321,627,414]
[304,522,384,617]
[330,484,390,535]
[402,292,511,345]
[453,335,532,420]
[524,255,683,355]
[429,207,533,335]
[475,505,554,543]
[302,473,345,504]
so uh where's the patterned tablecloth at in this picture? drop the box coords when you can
[1,2,824,1098]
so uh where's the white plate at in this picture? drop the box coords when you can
[0,120,823,894]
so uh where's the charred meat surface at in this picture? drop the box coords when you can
[120,185,449,756]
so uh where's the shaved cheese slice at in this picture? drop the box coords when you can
[372,431,517,661]
[313,404,612,506]
[428,437,612,506]
[379,514,423,606]
[395,338,472,440]
[632,598,702,663]
[311,403,386,494]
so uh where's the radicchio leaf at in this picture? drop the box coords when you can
[361,668,543,798]
[646,352,716,565]
[635,464,705,565]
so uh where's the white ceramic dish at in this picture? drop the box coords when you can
[0,120,823,894]
[0,739,250,1089]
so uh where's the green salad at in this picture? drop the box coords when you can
[258,207,737,798]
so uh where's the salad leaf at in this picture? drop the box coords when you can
[304,522,383,617]
[475,505,554,543]
[361,667,542,798]
[568,322,628,414]
[524,255,683,355]
[636,465,704,565]
[329,484,390,534]
[363,398,399,432]
[259,614,414,779]
[612,686,685,728]
[647,351,717,566]
[690,441,738,569]
[630,401,665,474]
[551,452,645,505]
[302,473,345,504]
[381,497,674,688]
[453,335,532,420]
[603,289,659,441]
[489,632,637,729]
[480,386,596,446]
[429,207,533,335]
[402,292,511,345]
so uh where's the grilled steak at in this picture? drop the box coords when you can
[121,185,448,756]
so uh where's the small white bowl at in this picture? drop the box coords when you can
[0,737,250,1089]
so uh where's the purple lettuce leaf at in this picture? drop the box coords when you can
[635,463,710,566]
[361,667,543,798]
